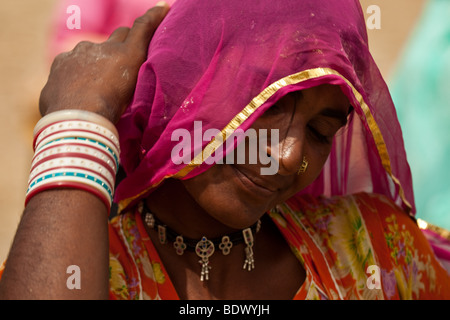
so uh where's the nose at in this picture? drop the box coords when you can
[266,123,305,176]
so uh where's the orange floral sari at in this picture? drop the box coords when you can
[108,192,450,300]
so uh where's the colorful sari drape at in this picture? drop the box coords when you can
[1,192,448,299]
[108,193,450,300]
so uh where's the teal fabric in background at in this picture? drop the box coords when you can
[390,0,450,230]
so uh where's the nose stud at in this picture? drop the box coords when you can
[297,156,309,175]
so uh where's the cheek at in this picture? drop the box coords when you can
[308,157,327,183]
[182,175,222,205]
[181,168,221,205]
[180,166,274,228]
[295,147,331,191]
[306,137,332,166]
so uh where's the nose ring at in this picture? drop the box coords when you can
[297,156,309,175]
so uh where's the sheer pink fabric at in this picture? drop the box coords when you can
[115,0,415,216]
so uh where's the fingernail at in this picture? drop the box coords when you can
[155,1,168,7]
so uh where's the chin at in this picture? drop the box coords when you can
[216,203,268,229]
[194,185,268,229]
[182,174,270,230]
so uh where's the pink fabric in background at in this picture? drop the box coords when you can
[422,229,450,274]
[48,0,176,59]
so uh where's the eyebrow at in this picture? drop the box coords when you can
[319,106,351,127]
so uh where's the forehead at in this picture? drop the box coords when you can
[300,84,349,105]
[281,84,351,114]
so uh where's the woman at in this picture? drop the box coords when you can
[0,0,449,300]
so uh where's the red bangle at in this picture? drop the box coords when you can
[25,180,111,212]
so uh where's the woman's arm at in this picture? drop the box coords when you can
[0,3,169,299]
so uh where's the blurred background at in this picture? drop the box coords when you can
[0,0,441,263]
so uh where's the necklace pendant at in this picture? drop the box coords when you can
[174,235,187,255]
[158,225,167,244]
[242,227,255,271]
[195,236,215,281]
[243,246,255,271]
[144,212,155,228]
[219,235,233,255]
[199,258,211,281]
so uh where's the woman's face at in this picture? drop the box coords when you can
[181,84,351,229]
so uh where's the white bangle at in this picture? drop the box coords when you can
[28,156,116,189]
[35,126,120,161]
[32,140,118,174]
[28,167,114,194]
[26,171,114,210]
[34,110,118,139]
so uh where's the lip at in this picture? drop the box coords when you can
[231,165,278,197]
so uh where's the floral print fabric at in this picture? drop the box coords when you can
[108,193,450,299]
[108,208,178,300]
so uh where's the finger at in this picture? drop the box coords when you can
[106,26,130,43]
[125,2,170,50]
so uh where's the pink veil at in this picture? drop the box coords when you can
[114,0,415,217]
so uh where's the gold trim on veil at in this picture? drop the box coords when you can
[118,68,412,214]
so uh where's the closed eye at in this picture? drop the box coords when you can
[319,107,350,128]
[263,103,284,116]
[307,124,332,144]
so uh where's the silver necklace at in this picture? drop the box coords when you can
[141,202,261,281]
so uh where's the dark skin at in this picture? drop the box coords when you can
[0,3,350,299]
[145,86,350,299]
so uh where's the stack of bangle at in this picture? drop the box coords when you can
[25,110,121,212]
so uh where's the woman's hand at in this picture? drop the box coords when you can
[40,3,169,124]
